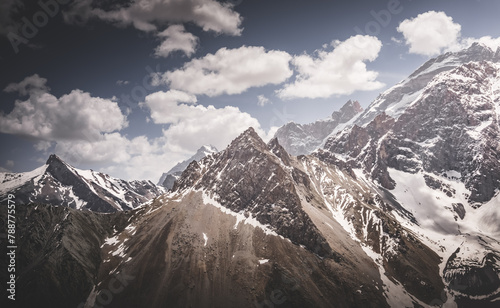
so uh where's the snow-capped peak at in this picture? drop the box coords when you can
[1,154,163,212]
[355,42,500,127]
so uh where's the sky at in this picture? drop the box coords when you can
[0,0,500,181]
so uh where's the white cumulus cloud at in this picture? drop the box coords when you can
[141,89,198,124]
[397,11,461,56]
[155,24,198,58]
[142,90,271,153]
[4,74,49,95]
[55,133,133,164]
[159,46,293,96]
[0,75,172,180]
[0,74,128,142]
[277,35,384,99]
[54,133,185,182]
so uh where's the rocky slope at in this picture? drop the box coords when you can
[355,42,500,126]
[0,203,131,308]
[274,100,363,155]
[5,125,497,307]
[157,145,218,189]
[0,155,163,212]
[73,128,448,308]
[325,61,500,205]
[322,58,500,305]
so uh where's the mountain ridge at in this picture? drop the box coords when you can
[273,100,363,156]
[0,154,163,212]
[354,42,500,127]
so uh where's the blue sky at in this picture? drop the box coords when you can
[1,0,499,181]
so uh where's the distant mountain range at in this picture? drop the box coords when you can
[0,154,163,212]
[157,145,218,189]
[1,42,499,308]
[274,99,363,156]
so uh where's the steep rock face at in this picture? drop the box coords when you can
[385,61,500,204]
[355,42,500,126]
[322,60,500,304]
[84,191,389,308]
[274,100,363,156]
[0,203,130,307]
[76,128,395,308]
[324,112,396,188]
[0,155,163,212]
[297,155,445,305]
[157,145,218,189]
[325,61,500,205]
[332,99,364,121]
[174,128,334,258]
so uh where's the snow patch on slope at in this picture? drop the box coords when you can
[0,165,48,195]
[201,191,279,237]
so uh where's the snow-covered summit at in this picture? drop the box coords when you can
[355,42,500,126]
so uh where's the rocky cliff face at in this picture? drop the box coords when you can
[76,128,446,308]
[174,128,334,258]
[355,43,500,127]
[0,155,163,212]
[274,100,363,156]
[0,203,131,308]
[321,56,500,305]
[325,61,500,206]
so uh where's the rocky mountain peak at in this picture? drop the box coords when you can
[2,154,163,212]
[46,154,65,166]
[408,42,496,79]
[171,127,334,258]
[45,153,73,180]
[226,127,268,154]
[334,99,363,121]
[464,41,496,57]
[273,100,364,156]
[356,42,500,127]
[235,126,261,141]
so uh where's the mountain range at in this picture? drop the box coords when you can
[274,99,363,156]
[0,154,163,212]
[1,42,499,308]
